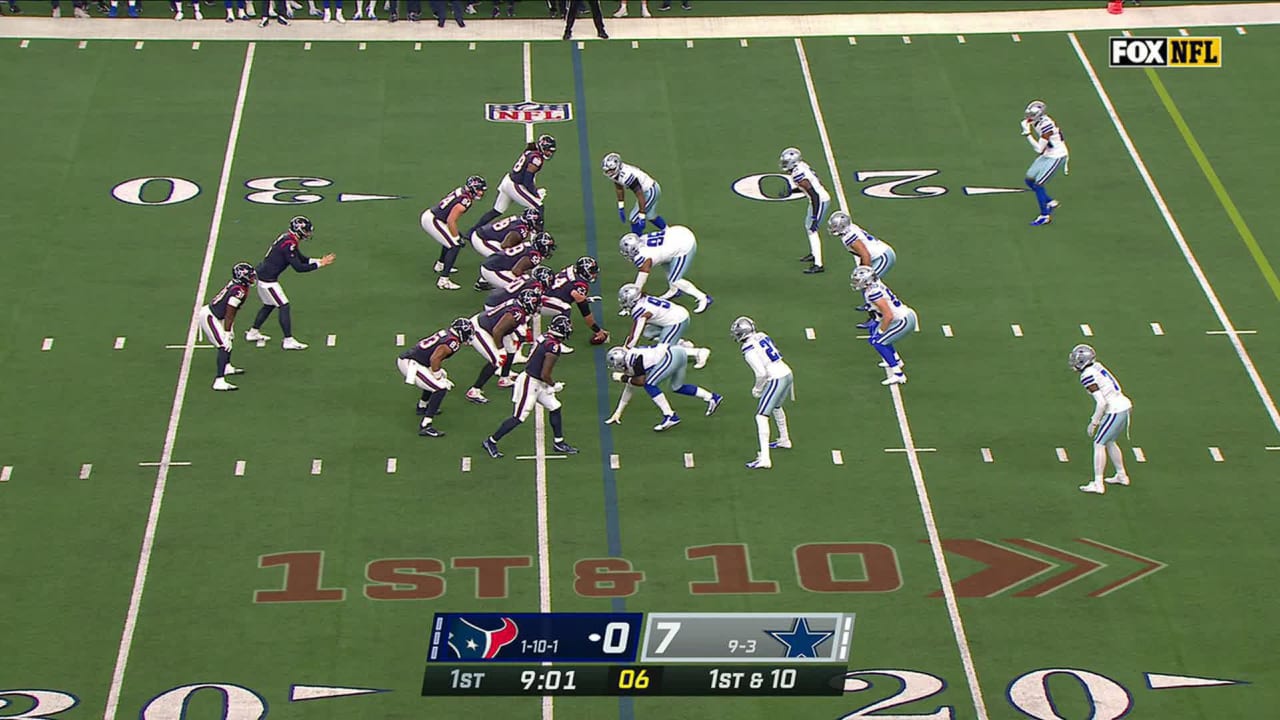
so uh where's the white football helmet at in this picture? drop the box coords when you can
[828,211,852,236]
[619,233,641,259]
[730,316,757,342]
[601,152,622,179]
[1069,344,1096,372]
[850,265,877,291]
[1025,100,1046,122]
[779,147,802,172]
[606,346,629,372]
[618,283,643,310]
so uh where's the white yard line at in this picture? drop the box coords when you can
[794,37,989,720]
[1069,33,1280,436]
[103,42,256,720]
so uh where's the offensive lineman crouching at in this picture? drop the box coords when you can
[397,318,474,437]
[482,315,579,458]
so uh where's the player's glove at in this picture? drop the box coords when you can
[1087,422,1098,438]
[605,413,623,425]
[537,187,548,200]
[618,308,630,316]
[585,295,602,304]
[751,385,763,398]
[441,378,455,391]
[631,219,647,234]
[610,371,625,383]
[1020,119,1032,136]
[551,381,566,393]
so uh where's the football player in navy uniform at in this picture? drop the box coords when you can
[542,256,609,354]
[482,314,579,459]
[470,207,543,291]
[245,216,336,351]
[479,231,555,291]
[397,318,474,438]
[483,265,554,312]
[465,288,541,404]
[200,263,257,392]
[466,134,555,237]
[421,175,487,291]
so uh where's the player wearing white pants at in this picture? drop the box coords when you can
[619,225,712,314]
[467,315,504,368]
[731,316,794,470]
[780,147,831,274]
[617,283,709,368]
[1070,344,1133,495]
[200,262,256,391]
[851,266,917,387]
[482,315,579,459]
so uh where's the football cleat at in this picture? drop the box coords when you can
[769,440,793,450]
[803,264,825,275]
[212,377,238,391]
[418,424,445,438]
[437,277,461,291]
[856,319,878,330]
[465,388,489,404]
[245,328,270,342]
[799,253,815,262]
[1079,481,1105,494]
[1104,474,1130,486]
[694,295,714,314]
[746,458,772,470]
[881,372,907,386]
[496,376,516,388]
[1047,199,1060,211]
[282,337,309,350]
[1030,214,1053,227]
[552,440,580,455]
[653,414,681,432]
[693,348,710,369]
[705,393,723,416]
[482,438,503,458]
[223,364,245,376]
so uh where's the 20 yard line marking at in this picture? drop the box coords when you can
[1070,32,1280,437]
[795,36,989,720]
[104,42,257,720]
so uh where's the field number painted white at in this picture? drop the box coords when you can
[111,177,202,206]
[244,176,333,205]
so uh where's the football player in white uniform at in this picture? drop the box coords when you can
[828,211,898,329]
[1069,344,1133,495]
[602,152,666,235]
[731,317,794,470]
[605,344,722,432]
[617,283,710,368]
[779,147,831,275]
[851,266,917,386]
[1021,100,1070,227]
[619,226,712,313]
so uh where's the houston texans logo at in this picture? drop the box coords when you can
[446,617,520,660]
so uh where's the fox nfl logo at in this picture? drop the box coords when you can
[485,101,573,124]
[1109,36,1222,68]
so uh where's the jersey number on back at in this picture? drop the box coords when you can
[759,337,782,362]
[1099,368,1120,391]
[644,230,666,248]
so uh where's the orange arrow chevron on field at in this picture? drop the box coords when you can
[1075,538,1167,597]
[1006,539,1107,597]
[927,539,1054,598]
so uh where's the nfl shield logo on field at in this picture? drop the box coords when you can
[485,102,574,124]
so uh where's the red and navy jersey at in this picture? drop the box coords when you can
[400,329,463,366]
[547,267,590,306]
[256,231,317,282]
[484,276,544,310]
[477,299,529,337]
[508,149,547,189]
[207,279,251,321]
[524,334,562,380]
[430,187,475,222]
[482,243,545,273]
[475,215,534,245]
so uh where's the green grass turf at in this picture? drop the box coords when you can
[1,16,1278,720]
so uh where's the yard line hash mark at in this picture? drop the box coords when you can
[1080,324,1093,337]
[902,35,911,44]
[847,36,857,45]
[80,463,92,480]
[631,40,639,49]
[395,333,405,346]
[311,459,323,475]
[414,41,422,50]
[1150,322,1164,336]
[305,41,312,50]
[1012,33,1021,42]
[796,36,989,720]
[20,39,30,48]
[804,327,816,340]
[41,337,54,351]
[609,454,620,470]
[1178,28,1190,36]
[1011,324,1023,337]
[0,466,11,483]
[135,41,144,50]
[461,456,471,472]
[104,43,258,720]
[386,458,397,474]
[740,39,748,47]
[359,42,367,51]
[1209,447,1224,462]
[326,334,337,347]
[1056,448,1069,463]
[78,40,87,49]
[192,41,200,50]
[686,39,694,48]
[115,336,127,350]
[957,34,966,43]
[981,447,993,463]
[832,450,844,465]
[1205,329,1257,335]
[942,324,954,337]
[1068,33,1280,436]
[683,452,695,468]
[234,460,246,476]
[472,41,480,50]
[1236,26,1247,34]
[137,461,190,467]
[1132,447,1146,463]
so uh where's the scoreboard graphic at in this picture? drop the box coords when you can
[422,611,856,697]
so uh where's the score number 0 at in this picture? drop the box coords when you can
[594,621,635,655]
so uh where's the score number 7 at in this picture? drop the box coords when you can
[651,621,681,655]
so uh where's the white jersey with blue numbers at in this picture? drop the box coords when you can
[626,345,671,373]
[1079,362,1132,413]
[863,280,912,320]
[632,225,696,267]
[615,162,657,194]
[741,332,792,381]
[1033,114,1070,158]
[789,161,830,203]
[838,223,892,263]
[631,296,689,326]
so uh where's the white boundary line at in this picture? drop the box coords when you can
[523,41,554,720]
[1068,33,1280,436]
[103,42,257,720]
[794,37,989,720]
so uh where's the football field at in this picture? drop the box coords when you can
[2,3,1279,719]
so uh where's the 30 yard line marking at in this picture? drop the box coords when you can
[386,457,397,474]
[1070,33,1280,437]
[114,336,127,350]
[41,337,54,351]
[105,42,257,720]
[80,463,92,480]
[804,327,816,340]
[1150,322,1164,336]
[0,466,10,483]
[1056,447,1070,463]
[234,460,246,477]
[1132,447,1146,463]
[795,36,989,720]
[981,447,993,463]
[683,452,695,468]
[1011,324,1023,337]
[1080,323,1094,337]
[942,324,953,338]
[1209,446,1224,462]
[831,450,844,465]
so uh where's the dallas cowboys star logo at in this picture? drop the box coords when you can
[765,617,833,659]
